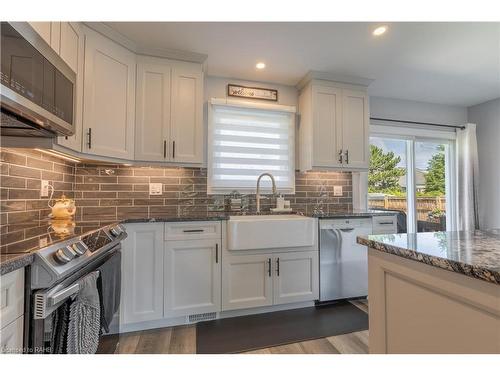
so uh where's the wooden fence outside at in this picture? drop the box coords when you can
[369,196,446,222]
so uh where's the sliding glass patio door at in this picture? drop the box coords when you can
[368,129,456,233]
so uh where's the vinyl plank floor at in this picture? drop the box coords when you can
[106,300,369,354]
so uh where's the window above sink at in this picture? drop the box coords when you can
[207,98,296,194]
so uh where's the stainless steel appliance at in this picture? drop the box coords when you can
[28,223,127,353]
[319,218,372,302]
[1,22,76,137]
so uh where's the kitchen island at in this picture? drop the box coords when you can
[357,230,500,354]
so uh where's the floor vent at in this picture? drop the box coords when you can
[187,312,217,323]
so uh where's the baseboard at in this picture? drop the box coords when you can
[118,301,315,334]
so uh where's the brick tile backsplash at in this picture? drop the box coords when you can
[0,148,352,225]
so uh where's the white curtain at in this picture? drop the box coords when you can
[456,123,480,231]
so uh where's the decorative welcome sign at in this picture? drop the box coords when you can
[227,84,278,101]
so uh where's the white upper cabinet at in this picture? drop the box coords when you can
[311,85,342,168]
[134,58,204,164]
[299,80,369,171]
[170,66,204,163]
[135,58,172,161]
[82,27,136,159]
[57,22,84,152]
[341,89,369,169]
[29,22,53,47]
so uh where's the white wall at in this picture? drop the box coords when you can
[468,98,500,229]
[205,76,298,106]
[370,96,468,126]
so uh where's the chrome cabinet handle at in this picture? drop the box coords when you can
[163,140,167,158]
[345,149,349,164]
[183,229,204,233]
[276,257,280,277]
[87,128,92,149]
[172,140,176,158]
[267,258,272,277]
[215,243,219,263]
[338,149,343,164]
[378,221,394,225]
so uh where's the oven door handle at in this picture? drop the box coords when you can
[49,283,80,306]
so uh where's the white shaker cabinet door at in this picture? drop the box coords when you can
[273,251,319,305]
[29,22,52,46]
[164,239,221,317]
[312,85,343,168]
[341,89,369,169]
[82,27,136,159]
[222,254,273,311]
[0,316,24,354]
[135,61,172,161]
[170,67,203,163]
[121,223,164,325]
[57,22,84,152]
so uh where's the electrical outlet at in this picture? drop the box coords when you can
[41,180,50,197]
[149,183,163,196]
[333,185,343,197]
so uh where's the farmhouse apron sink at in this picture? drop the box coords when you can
[227,214,316,250]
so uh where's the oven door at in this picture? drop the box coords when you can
[29,247,121,354]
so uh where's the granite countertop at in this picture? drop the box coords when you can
[313,210,399,219]
[0,253,34,276]
[357,230,500,285]
[0,210,399,275]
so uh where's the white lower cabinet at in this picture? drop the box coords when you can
[121,222,222,328]
[273,251,319,305]
[222,251,319,311]
[0,316,24,354]
[121,223,164,324]
[0,269,25,354]
[164,239,221,317]
[222,254,273,311]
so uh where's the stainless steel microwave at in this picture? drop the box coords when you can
[1,22,76,137]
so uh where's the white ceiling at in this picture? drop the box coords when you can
[104,22,500,107]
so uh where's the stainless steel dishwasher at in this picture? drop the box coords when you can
[319,218,373,302]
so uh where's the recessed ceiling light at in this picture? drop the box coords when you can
[372,26,387,36]
[256,62,266,69]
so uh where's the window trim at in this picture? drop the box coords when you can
[207,98,297,195]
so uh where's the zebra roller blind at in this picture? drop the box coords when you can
[208,101,295,193]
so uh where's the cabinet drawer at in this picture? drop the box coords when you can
[165,221,221,241]
[372,215,397,234]
[0,315,24,354]
[0,269,25,330]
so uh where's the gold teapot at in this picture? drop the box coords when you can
[49,194,76,219]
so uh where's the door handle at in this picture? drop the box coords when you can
[215,243,219,263]
[276,257,280,277]
[163,140,167,158]
[172,140,176,159]
[267,258,271,277]
[338,149,343,164]
[339,228,355,232]
[87,128,92,149]
[345,149,349,164]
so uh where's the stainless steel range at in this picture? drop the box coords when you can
[28,223,127,353]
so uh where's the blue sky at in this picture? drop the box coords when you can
[370,137,445,170]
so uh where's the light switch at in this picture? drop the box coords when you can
[333,185,343,196]
[41,180,50,197]
[149,183,163,196]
